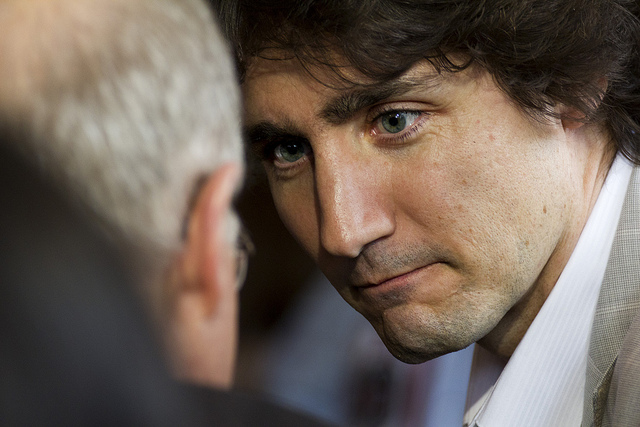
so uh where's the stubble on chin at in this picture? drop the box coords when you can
[371,299,493,364]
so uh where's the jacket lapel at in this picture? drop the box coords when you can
[584,167,640,426]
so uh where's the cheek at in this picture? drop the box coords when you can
[399,127,566,281]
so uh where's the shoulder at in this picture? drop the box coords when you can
[180,384,340,427]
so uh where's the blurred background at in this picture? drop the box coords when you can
[235,164,317,387]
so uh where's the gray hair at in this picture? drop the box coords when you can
[0,0,243,265]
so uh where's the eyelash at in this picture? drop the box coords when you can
[368,107,428,145]
[255,137,312,174]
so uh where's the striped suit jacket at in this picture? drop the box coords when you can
[583,167,640,427]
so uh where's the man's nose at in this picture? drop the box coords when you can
[315,149,395,258]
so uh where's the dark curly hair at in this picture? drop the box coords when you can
[214,0,640,164]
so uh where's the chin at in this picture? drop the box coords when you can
[385,344,449,364]
[374,305,482,363]
[381,332,469,364]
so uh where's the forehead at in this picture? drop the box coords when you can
[242,58,324,121]
[244,50,374,89]
[242,56,452,128]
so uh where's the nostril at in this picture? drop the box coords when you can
[321,221,363,258]
[319,196,396,258]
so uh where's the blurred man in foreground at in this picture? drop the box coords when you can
[0,0,244,388]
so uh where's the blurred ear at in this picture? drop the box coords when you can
[165,163,241,387]
[180,163,241,316]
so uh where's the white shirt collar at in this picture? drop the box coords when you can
[463,155,634,427]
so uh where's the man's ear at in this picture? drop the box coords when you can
[180,163,241,318]
[163,163,241,388]
[561,77,607,131]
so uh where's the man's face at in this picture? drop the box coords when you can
[244,59,586,362]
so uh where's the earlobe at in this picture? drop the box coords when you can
[560,104,588,131]
[561,116,586,131]
[561,77,607,131]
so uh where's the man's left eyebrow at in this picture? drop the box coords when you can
[320,75,438,125]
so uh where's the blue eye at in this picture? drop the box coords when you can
[379,111,421,134]
[274,140,309,163]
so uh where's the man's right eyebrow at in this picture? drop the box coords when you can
[245,121,305,145]
[320,73,442,125]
